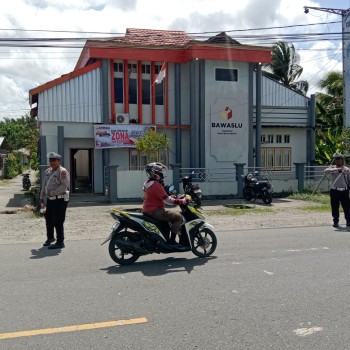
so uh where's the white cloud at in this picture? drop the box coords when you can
[0,0,347,119]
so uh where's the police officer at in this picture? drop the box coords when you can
[324,152,350,228]
[40,152,70,249]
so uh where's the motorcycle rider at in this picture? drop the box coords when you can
[142,162,189,249]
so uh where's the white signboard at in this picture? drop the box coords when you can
[210,99,247,162]
[94,125,156,149]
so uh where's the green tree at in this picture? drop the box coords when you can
[263,41,309,95]
[134,129,170,163]
[0,114,39,170]
[314,71,345,164]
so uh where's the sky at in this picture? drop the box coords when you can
[0,0,350,121]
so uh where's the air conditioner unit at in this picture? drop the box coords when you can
[115,113,129,124]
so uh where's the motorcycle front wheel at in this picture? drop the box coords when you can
[191,228,217,257]
[243,188,252,201]
[108,231,140,265]
[262,189,273,205]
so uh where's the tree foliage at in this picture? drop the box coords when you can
[263,41,309,95]
[134,129,170,163]
[0,114,39,170]
[314,71,345,164]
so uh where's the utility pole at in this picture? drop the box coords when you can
[304,6,350,128]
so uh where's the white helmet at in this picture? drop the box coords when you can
[246,173,253,181]
[145,162,167,180]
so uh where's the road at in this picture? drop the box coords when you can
[1,225,350,350]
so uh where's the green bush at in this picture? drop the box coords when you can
[3,153,20,179]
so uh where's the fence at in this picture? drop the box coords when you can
[104,164,332,202]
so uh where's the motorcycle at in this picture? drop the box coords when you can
[101,195,217,265]
[182,172,202,208]
[242,171,273,205]
[22,173,31,191]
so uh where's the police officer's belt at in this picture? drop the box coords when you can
[48,195,65,200]
[331,187,347,191]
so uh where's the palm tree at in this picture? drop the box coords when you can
[316,71,343,131]
[314,71,345,163]
[263,41,309,95]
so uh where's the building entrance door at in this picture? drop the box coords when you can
[70,149,93,193]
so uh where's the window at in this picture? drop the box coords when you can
[155,82,164,105]
[128,64,137,73]
[114,77,123,103]
[215,68,238,82]
[261,147,291,171]
[114,63,123,72]
[142,64,151,74]
[129,149,168,169]
[284,135,290,143]
[262,134,274,143]
[155,64,162,74]
[142,79,151,104]
[276,135,282,143]
[129,78,137,104]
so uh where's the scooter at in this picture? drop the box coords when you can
[101,195,217,265]
[22,173,31,191]
[242,171,273,205]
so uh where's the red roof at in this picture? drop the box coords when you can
[122,28,193,47]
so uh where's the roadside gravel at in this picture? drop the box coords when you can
[0,174,333,245]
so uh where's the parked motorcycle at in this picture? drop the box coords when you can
[22,173,31,191]
[242,171,273,204]
[164,172,203,207]
[101,196,217,265]
[182,172,202,207]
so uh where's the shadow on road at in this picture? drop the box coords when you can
[100,255,217,276]
[30,246,62,259]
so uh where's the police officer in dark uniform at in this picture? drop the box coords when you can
[324,152,350,228]
[40,152,70,249]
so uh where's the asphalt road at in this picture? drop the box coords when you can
[1,225,350,350]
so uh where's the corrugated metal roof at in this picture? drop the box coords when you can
[254,73,309,108]
[37,66,102,123]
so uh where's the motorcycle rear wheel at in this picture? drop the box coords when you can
[262,190,273,205]
[191,228,217,257]
[108,231,140,265]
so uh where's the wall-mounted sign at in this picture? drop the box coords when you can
[94,125,156,149]
[210,100,247,162]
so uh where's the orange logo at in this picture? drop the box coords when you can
[220,107,232,120]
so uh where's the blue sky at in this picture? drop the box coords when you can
[0,0,349,120]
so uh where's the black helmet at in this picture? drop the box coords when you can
[145,162,167,180]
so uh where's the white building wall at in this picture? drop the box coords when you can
[204,60,250,169]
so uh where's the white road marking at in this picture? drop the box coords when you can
[293,326,323,337]
[287,247,329,252]
[263,270,274,275]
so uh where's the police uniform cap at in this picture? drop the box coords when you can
[47,152,62,160]
[333,152,344,159]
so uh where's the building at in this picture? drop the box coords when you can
[29,28,314,199]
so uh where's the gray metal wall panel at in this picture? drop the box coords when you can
[38,68,102,123]
[253,74,309,108]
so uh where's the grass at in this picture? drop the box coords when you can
[287,192,329,205]
[206,192,332,216]
[206,207,274,216]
